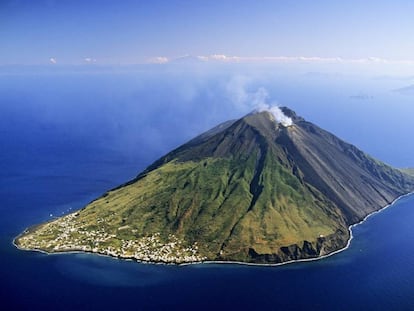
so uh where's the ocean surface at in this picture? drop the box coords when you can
[1,70,414,310]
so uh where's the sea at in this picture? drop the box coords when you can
[1,68,414,310]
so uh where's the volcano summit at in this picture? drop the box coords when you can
[15,108,414,264]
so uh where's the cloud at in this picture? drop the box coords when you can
[197,54,240,62]
[157,54,414,66]
[49,57,57,64]
[147,56,169,64]
[198,54,346,63]
[84,57,97,63]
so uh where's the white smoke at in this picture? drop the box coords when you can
[252,87,293,127]
[226,77,293,127]
[225,75,251,110]
[261,105,293,127]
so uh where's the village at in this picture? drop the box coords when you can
[17,213,206,264]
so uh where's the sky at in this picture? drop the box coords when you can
[2,0,414,67]
[1,0,414,168]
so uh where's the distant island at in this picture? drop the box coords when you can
[401,168,414,177]
[393,84,414,96]
[15,108,414,264]
[349,93,373,100]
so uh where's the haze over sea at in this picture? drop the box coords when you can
[1,67,414,310]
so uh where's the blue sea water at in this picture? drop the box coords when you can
[1,70,414,310]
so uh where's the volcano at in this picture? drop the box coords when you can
[16,108,414,264]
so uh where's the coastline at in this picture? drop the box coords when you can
[13,191,414,267]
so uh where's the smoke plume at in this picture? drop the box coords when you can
[226,77,293,127]
[252,87,293,127]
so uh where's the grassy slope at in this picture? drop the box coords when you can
[72,148,345,261]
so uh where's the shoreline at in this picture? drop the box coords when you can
[13,191,414,268]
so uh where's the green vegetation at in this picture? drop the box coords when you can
[16,153,344,263]
[16,109,414,264]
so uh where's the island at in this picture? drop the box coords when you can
[15,107,414,264]
[401,168,414,177]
